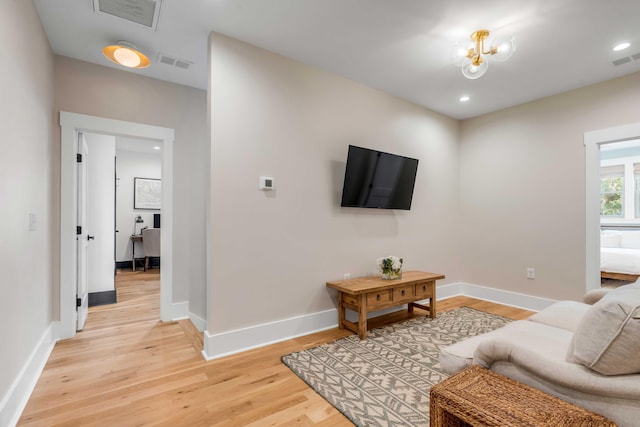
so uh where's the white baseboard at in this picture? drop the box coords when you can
[171,301,189,320]
[170,302,206,332]
[188,312,206,332]
[202,309,337,360]
[437,282,557,312]
[0,324,57,427]
[202,282,559,360]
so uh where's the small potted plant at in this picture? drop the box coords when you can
[377,256,403,280]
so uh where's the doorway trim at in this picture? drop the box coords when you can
[59,112,174,339]
[584,121,640,292]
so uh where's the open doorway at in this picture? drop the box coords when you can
[598,140,640,288]
[81,133,163,310]
[584,122,640,293]
[59,112,174,340]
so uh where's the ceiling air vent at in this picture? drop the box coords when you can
[93,0,162,30]
[612,52,640,67]
[157,53,192,70]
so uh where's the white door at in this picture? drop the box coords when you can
[76,133,89,330]
[86,134,116,296]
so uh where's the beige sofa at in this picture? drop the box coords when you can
[439,283,640,427]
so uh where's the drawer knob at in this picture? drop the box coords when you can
[422,286,426,291]
[401,290,405,296]
[376,294,381,301]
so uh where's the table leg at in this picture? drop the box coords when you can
[430,294,437,318]
[358,294,367,339]
[337,292,345,330]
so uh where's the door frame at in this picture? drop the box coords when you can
[584,121,640,292]
[59,112,174,340]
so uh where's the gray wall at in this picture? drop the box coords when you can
[459,71,640,301]
[0,0,54,417]
[208,33,461,334]
[53,56,208,319]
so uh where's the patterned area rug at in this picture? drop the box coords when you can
[281,307,512,427]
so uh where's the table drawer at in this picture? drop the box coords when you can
[367,290,391,309]
[394,284,415,302]
[415,281,433,298]
[342,293,359,309]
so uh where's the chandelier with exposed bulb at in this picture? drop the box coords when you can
[452,29,516,79]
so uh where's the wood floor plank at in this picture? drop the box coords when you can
[19,272,534,426]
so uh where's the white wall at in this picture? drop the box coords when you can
[85,133,116,293]
[208,33,460,340]
[459,71,640,301]
[115,148,162,262]
[0,0,55,424]
[53,56,207,318]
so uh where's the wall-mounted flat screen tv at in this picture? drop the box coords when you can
[340,145,419,210]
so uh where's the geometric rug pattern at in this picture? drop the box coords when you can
[282,307,512,427]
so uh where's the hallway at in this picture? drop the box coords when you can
[19,270,204,425]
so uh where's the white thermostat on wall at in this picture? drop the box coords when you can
[259,176,275,191]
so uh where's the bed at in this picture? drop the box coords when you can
[601,230,640,281]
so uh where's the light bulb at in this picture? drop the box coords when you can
[451,42,471,66]
[114,47,142,67]
[462,58,488,79]
[490,37,516,62]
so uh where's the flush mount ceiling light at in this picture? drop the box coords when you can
[613,42,631,51]
[452,29,516,79]
[103,41,150,68]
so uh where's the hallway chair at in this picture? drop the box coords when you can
[142,228,161,271]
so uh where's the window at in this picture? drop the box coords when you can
[600,165,624,217]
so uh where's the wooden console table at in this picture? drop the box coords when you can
[430,365,616,427]
[326,270,445,339]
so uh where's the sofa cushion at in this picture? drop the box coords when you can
[439,320,572,375]
[567,283,640,375]
[582,288,613,305]
[528,301,590,332]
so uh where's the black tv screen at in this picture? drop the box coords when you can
[340,145,419,210]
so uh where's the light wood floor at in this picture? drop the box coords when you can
[19,273,534,426]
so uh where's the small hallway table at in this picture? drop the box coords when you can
[326,270,445,339]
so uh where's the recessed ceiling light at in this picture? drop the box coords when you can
[153,146,161,150]
[103,41,150,68]
[613,42,631,52]
[460,96,470,102]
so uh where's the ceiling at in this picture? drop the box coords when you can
[34,0,640,120]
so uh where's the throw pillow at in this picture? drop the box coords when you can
[567,283,640,375]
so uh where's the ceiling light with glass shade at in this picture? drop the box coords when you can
[452,30,516,79]
[103,41,150,68]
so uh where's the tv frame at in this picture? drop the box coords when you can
[340,145,419,210]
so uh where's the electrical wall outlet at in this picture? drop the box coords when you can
[343,273,351,280]
[526,268,535,279]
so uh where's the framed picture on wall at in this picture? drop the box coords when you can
[134,177,161,210]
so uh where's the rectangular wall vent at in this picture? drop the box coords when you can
[93,0,162,30]
[157,53,192,70]
[612,52,640,66]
